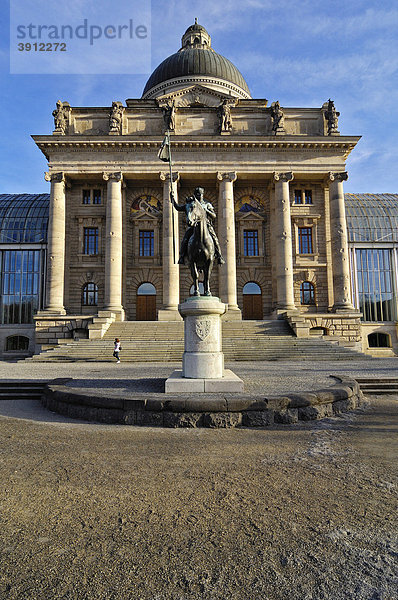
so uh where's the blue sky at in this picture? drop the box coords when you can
[1,0,397,194]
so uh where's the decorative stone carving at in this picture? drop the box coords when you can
[103,171,123,182]
[323,99,340,136]
[217,99,234,133]
[273,172,294,184]
[329,171,348,183]
[44,171,65,183]
[195,318,212,341]
[270,101,285,135]
[52,101,70,135]
[109,101,124,134]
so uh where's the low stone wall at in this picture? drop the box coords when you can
[42,377,363,428]
[283,311,362,350]
[34,315,94,351]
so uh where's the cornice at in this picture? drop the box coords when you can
[32,134,361,161]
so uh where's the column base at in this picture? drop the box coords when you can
[221,307,242,321]
[103,307,125,321]
[158,308,183,322]
[333,306,357,314]
[36,308,66,316]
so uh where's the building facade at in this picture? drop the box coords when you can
[1,23,397,357]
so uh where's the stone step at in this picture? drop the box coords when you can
[29,319,366,362]
[0,382,46,400]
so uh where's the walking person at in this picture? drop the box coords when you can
[113,338,121,363]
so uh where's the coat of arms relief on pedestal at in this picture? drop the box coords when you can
[195,318,212,341]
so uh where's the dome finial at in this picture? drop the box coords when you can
[195,17,198,24]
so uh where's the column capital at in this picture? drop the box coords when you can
[328,171,348,183]
[44,171,65,183]
[217,171,237,183]
[273,172,294,183]
[103,171,123,182]
[159,171,180,183]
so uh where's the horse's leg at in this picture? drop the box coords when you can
[204,257,214,296]
[191,262,200,296]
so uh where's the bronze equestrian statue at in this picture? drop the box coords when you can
[172,187,224,296]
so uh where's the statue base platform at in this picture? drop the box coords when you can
[165,369,244,393]
[166,296,244,393]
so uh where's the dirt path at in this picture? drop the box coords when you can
[0,396,397,600]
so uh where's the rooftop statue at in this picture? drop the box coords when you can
[52,100,70,134]
[324,99,340,135]
[109,101,124,134]
[218,99,233,133]
[163,100,176,132]
[270,100,285,134]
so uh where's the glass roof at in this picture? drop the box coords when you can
[0,194,49,243]
[345,194,398,243]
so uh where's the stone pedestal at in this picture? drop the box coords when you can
[165,297,244,393]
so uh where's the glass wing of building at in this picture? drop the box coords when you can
[346,194,398,322]
[0,194,49,324]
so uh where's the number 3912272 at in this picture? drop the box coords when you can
[18,42,67,51]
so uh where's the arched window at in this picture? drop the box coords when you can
[243,282,261,295]
[137,282,156,295]
[368,332,391,348]
[5,335,29,352]
[82,282,98,306]
[300,281,315,305]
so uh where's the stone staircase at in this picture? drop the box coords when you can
[0,381,46,401]
[355,377,398,395]
[27,320,367,362]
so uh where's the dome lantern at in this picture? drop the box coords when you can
[142,22,251,100]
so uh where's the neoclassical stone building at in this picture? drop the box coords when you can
[25,22,382,352]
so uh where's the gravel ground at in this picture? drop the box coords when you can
[0,378,397,599]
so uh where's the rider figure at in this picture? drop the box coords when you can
[171,186,225,265]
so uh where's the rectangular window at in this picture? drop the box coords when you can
[82,189,91,205]
[93,189,102,205]
[294,190,303,204]
[243,230,259,256]
[0,249,42,324]
[304,190,313,204]
[139,230,154,257]
[355,249,396,321]
[83,227,99,255]
[298,227,313,254]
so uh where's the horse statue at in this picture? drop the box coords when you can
[186,197,215,296]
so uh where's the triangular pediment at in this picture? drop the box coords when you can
[156,85,237,108]
[130,210,161,222]
[236,210,266,222]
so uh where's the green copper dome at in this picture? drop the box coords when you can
[142,22,251,99]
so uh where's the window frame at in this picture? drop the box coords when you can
[298,227,313,254]
[243,229,259,256]
[82,282,98,306]
[83,227,99,255]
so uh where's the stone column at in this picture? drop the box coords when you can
[328,172,354,310]
[273,172,296,311]
[217,171,241,318]
[103,171,124,319]
[42,171,66,314]
[158,171,181,321]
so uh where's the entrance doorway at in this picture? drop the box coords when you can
[243,282,263,320]
[136,283,157,321]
